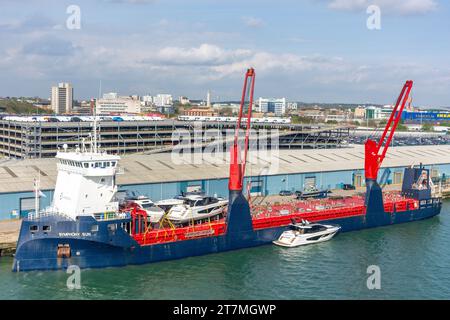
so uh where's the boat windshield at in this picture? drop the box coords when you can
[291,224,327,233]
[185,199,198,207]
[305,225,327,233]
[141,203,154,209]
[185,197,219,207]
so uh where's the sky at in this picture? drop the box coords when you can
[0,0,449,106]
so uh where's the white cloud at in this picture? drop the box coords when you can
[242,16,264,28]
[1,21,449,104]
[326,0,438,15]
[210,52,347,79]
[151,43,252,66]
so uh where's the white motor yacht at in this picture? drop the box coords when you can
[167,195,228,225]
[154,198,185,212]
[273,220,340,247]
[126,195,165,223]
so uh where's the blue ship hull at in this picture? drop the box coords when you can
[12,190,442,272]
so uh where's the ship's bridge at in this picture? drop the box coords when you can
[56,151,121,177]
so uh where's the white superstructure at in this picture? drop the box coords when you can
[51,148,121,219]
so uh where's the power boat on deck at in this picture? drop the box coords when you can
[154,197,185,212]
[167,194,228,226]
[122,194,166,224]
[273,220,340,247]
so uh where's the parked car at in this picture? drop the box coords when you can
[343,184,356,190]
[279,190,293,196]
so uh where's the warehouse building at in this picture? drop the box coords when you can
[0,145,449,221]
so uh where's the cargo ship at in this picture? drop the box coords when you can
[12,69,442,271]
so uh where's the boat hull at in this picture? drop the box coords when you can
[12,202,441,272]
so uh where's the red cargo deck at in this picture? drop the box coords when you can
[131,192,419,246]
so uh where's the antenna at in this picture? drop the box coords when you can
[93,80,101,153]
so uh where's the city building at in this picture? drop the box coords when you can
[298,109,326,122]
[258,98,286,116]
[179,96,190,105]
[354,107,366,119]
[206,91,211,108]
[156,105,175,115]
[153,94,173,107]
[183,108,218,117]
[73,100,94,114]
[363,105,395,120]
[365,106,382,120]
[401,111,450,123]
[325,114,349,123]
[102,92,118,100]
[287,102,298,111]
[380,105,395,119]
[96,95,141,115]
[140,95,153,107]
[212,103,241,115]
[51,82,73,114]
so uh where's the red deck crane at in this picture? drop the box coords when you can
[364,80,413,181]
[229,68,256,191]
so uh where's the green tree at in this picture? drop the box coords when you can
[291,115,313,124]
[219,107,234,116]
[422,123,434,132]
[0,98,47,114]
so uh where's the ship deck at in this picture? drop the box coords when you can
[132,191,419,246]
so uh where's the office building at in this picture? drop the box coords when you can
[51,82,73,114]
[96,95,141,115]
[258,98,286,116]
[154,94,173,107]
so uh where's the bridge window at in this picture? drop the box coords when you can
[29,225,38,232]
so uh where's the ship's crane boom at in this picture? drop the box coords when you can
[229,68,256,191]
[364,80,413,180]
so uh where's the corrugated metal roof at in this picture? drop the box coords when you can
[1,145,449,194]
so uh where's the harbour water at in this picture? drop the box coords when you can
[1,200,449,300]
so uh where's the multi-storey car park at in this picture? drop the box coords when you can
[0,118,350,159]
